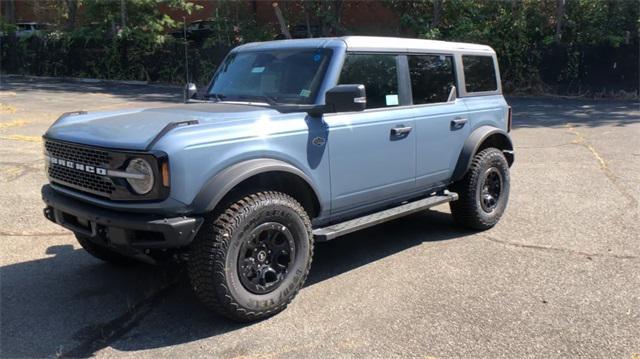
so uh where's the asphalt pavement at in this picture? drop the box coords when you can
[1,77,638,358]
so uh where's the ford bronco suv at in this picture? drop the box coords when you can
[42,36,513,322]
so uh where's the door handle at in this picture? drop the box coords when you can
[391,126,412,136]
[451,117,467,130]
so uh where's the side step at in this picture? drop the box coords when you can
[313,191,458,241]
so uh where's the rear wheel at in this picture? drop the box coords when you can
[450,147,510,230]
[187,191,313,322]
[75,234,139,265]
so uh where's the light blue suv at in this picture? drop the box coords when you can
[42,36,514,321]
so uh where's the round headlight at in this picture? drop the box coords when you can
[126,158,154,194]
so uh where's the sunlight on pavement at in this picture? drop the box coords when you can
[0,119,30,129]
[0,134,42,143]
[0,103,17,114]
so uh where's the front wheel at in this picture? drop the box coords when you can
[188,191,313,322]
[450,147,510,230]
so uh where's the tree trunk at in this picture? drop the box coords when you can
[432,0,442,28]
[302,1,312,38]
[120,0,127,29]
[272,2,291,39]
[250,0,258,19]
[325,0,344,36]
[1,0,16,23]
[555,0,565,42]
[64,0,78,30]
[333,0,344,33]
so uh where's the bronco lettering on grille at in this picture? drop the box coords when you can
[47,156,107,176]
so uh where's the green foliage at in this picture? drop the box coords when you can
[82,0,198,36]
[1,0,637,95]
[0,18,17,33]
[1,30,227,84]
[386,0,639,94]
[205,0,273,46]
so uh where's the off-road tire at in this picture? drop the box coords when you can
[450,147,510,230]
[75,234,139,265]
[188,191,313,322]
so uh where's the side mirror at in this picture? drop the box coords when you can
[184,82,198,102]
[324,84,366,113]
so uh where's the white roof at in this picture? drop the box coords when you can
[341,36,495,55]
[236,36,496,56]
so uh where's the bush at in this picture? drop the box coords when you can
[0,31,230,85]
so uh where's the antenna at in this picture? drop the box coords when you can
[183,16,189,103]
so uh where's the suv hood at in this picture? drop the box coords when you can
[45,103,281,150]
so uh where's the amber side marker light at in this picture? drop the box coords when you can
[161,161,170,187]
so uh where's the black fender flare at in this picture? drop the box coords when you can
[191,158,322,214]
[451,126,514,182]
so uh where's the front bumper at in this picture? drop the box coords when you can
[42,185,203,250]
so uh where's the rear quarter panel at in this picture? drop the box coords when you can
[461,95,509,133]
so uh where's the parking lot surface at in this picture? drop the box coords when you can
[1,77,639,358]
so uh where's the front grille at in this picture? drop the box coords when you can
[45,139,115,196]
[49,165,115,195]
[45,140,111,167]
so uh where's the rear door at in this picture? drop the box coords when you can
[409,54,471,187]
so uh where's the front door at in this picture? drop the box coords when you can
[324,53,416,215]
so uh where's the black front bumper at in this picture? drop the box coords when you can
[42,185,203,250]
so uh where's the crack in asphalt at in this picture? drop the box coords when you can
[565,123,639,209]
[59,280,180,358]
[481,234,639,260]
[0,164,43,182]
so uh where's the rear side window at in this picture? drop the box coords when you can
[339,53,399,109]
[408,55,456,104]
[462,55,497,93]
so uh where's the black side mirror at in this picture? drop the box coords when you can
[324,84,366,113]
[184,82,198,102]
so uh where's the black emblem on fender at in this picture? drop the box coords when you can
[312,137,326,147]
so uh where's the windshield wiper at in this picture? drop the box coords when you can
[203,93,226,102]
[226,94,280,106]
[218,94,326,115]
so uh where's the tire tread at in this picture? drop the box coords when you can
[450,147,509,230]
[187,191,313,322]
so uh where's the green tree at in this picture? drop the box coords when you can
[81,0,199,39]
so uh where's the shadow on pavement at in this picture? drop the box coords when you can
[1,78,182,104]
[508,97,640,129]
[0,209,470,357]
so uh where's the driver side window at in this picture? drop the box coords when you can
[339,53,399,109]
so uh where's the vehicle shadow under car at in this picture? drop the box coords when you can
[1,209,472,357]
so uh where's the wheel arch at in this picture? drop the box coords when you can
[192,158,322,218]
[452,126,514,182]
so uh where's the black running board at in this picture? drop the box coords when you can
[313,192,458,241]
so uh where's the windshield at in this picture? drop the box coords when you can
[208,48,333,105]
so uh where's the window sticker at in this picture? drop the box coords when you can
[251,66,265,73]
[385,94,399,106]
[313,53,322,62]
[299,89,311,97]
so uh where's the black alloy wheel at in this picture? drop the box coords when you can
[237,222,296,294]
[479,167,503,213]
